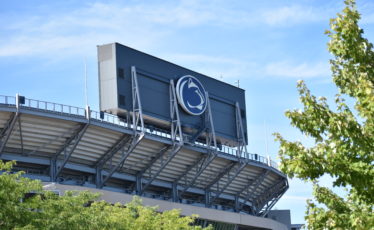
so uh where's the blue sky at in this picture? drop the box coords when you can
[1,0,373,224]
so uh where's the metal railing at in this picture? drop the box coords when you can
[0,95,279,170]
[0,95,16,105]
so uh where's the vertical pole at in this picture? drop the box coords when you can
[16,93,21,111]
[85,105,90,120]
[235,195,240,212]
[50,159,56,182]
[172,182,178,202]
[95,166,102,188]
[136,174,142,194]
[205,190,211,207]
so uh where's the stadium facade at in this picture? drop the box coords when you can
[0,43,289,230]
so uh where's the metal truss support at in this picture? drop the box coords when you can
[131,66,144,133]
[51,122,89,181]
[256,179,288,216]
[203,162,236,206]
[237,170,269,197]
[170,80,183,145]
[237,170,270,213]
[256,179,287,207]
[259,187,287,217]
[208,160,247,205]
[98,133,144,188]
[205,162,235,190]
[176,93,218,198]
[94,135,132,168]
[18,116,24,155]
[204,92,217,149]
[137,145,171,176]
[235,102,247,158]
[176,151,217,198]
[135,145,171,193]
[94,135,132,187]
[187,92,216,150]
[136,80,183,195]
[96,66,145,188]
[0,112,19,155]
[138,144,182,195]
[26,127,76,156]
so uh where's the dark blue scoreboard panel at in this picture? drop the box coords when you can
[98,43,247,146]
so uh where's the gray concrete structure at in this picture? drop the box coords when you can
[43,183,288,230]
[266,210,291,230]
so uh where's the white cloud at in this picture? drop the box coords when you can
[265,61,330,79]
[0,1,334,58]
[262,5,322,26]
[0,2,173,57]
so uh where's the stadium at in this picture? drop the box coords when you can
[0,43,289,230]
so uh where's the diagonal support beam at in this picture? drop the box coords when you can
[255,179,288,213]
[138,145,171,177]
[257,179,287,206]
[99,133,144,188]
[259,184,288,217]
[52,123,89,180]
[0,112,19,155]
[176,151,217,198]
[136,79,184,195]
[139,144,182,195]
[135,145,171,192]
[94,135,132,168]
[26,127,76,156]
[18,116,25,155]
[237,170,269,212]
[237,170,269,197]
[235,102,247,158]
[205,161,236,190]
[189,123,206,144]
[209,161,247,204]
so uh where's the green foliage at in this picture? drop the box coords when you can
[274,0,373,229]
[0,161,42,229]
[0,161,211,230]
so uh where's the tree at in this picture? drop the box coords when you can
[0,160,211,230]
[275,0,373,229]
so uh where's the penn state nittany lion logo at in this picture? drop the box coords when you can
[176,75,207,116]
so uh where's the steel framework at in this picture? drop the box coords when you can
[0,88,288,218]
[137,80,183,195]
[176,92,218,200]
[95,66,145,188]
[51,122,89,181]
